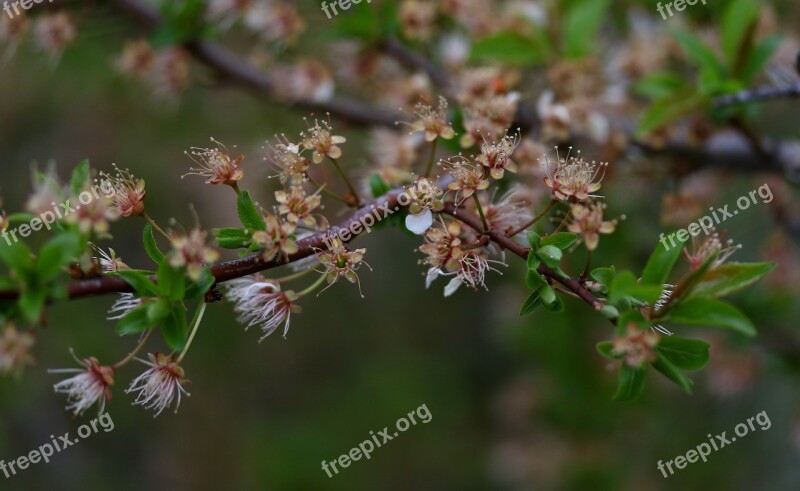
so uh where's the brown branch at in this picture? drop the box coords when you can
[441,204,603,310]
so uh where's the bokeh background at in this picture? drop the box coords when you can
[1,1,800,490]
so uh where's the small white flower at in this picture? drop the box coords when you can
[49,350,115,415]
[126,353,189,417]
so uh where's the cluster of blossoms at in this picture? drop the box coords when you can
[611,324,660,368]
[1,11,76,59]
[115,40,190,99]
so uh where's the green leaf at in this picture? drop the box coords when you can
[115,270,160,297]
[596,341,616,359]
[633,72,687,99]
[722,0,759,71]
[19,288,46,323]
[161,305,187,352]
[143,223,165,264]
[642,238,684,286]
[519,290,542,316]
[330,0,379,40]
[146,298,172,324]
[526,231,541,249]
[637,92,706,137]
[214,227,253,250]
[672,29,726,77]
[0,240,34,273]
[563,0,609,59]
[613,364,647,402]
[37,233,81,281]
[668,297,756,337]
[535,245,563,268]
[471,31,550,66]
[185,267,215,300]
[540,233,578,250]
[656,336,710,371]
[157,262,186,301]
[608,271,662,305]
[6,213,36,225]
[116,304,151,335]
[525,269,547,290]
[526,249,541,271]
[740,35,781,84]
[69,160,90,196]
[237,191,266,232]
[600,305,619,319]
[652,355,693,394]
[590,266,615,287]
[540,285,564,312]
[690,262,775,298]
[369,174,391,198]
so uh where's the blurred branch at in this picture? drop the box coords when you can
[713,84,800,107]
[109,0,404,127]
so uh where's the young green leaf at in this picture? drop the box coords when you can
[526,231,541,249]
[608,271,662,305]
[470,31,549,66]
[161,305,187,352]
[116,304,151,335]
[519,290,542,316]
[143,223,165,264]
[185,267,215,300]
[0,240,34,273]
[563,0,610,59]
[237,191,266,232]
[69,160,90,196]
[596,341,616,359]
[652,355,693,394]
[721,0,759,71]
[19,288,46,323]
[146,298,172,324]
[690,262,775,298]
[526,249,541,271]
[525,269,547,290]
[535,245,563,268]
[369,173,392,198]
[612,364,647,402]
[672,29,726,77]
[157,262,186,301]
[37,233,81,281]
[641,238,684,285]
[590,266,615,287]
[213,227,253,250]
[740,35,781,84]
[115,270,160,298]
[656,336,710,371]
[668,297,756,336]
[540,233,578,250]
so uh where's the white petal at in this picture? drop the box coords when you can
[425,267,441,289]
[443,277,462,297]
[405,209,433,235]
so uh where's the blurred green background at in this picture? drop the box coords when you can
[2,1,800,490]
